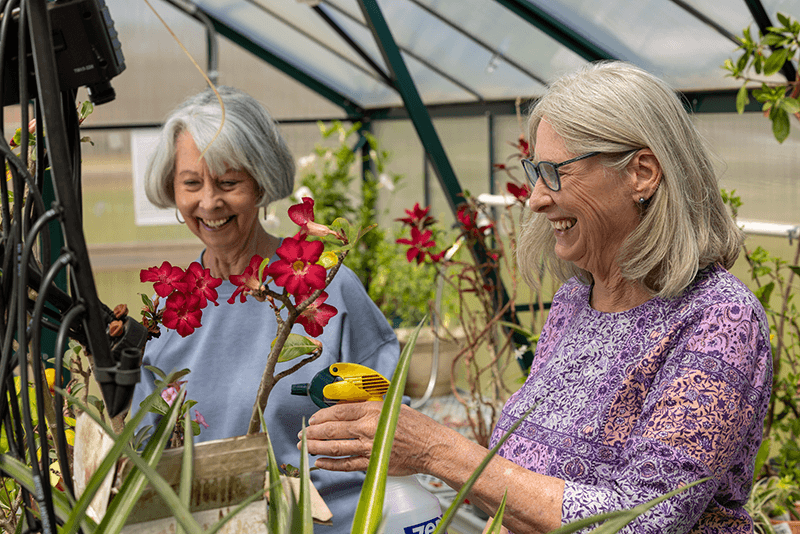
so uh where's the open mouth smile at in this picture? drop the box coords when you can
[198,216,234,230]
[551,218,576,231]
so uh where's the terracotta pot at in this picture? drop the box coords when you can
[395,326,464,398]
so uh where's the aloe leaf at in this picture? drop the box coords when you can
[176,409,194,534]
[548,477,710,534]
[96,387,198,534]
[262,409,289,534]
[352,318,424,533]
[0,454,94,531]
[485,491,508,534]
[295,422,313,533]
[57,384,168,534]
[433,402,538,534]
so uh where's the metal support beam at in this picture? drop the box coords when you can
[194,7,365,117]
[492,0,615,61]
[357,0,464,215]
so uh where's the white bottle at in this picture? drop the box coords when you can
[381,475,446,534]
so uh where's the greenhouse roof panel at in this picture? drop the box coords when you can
[184,0,800,110]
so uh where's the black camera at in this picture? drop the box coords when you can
[2,0,125,106]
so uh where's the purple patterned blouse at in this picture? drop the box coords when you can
[490,264,772,533]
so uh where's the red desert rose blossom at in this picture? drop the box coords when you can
[397,202,436,228]
[229,255,266,304]
[506,181,530,202]
[140,261,190,298]
[457,205,493,239]
[396,227,436,264]
[294,291,338,337]
[288,196,334,238]
[267,237,327,296]
[162,292,203,337]
[183,262,222,307]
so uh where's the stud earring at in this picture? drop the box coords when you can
[638,197,647,204]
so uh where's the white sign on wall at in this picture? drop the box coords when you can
[131,129,178,226]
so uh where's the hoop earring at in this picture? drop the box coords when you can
[175,209,185,224]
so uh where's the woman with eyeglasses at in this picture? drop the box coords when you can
[304,61,771,534]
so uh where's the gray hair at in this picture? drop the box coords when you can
[144,86,295,208]
[518,61,742,298]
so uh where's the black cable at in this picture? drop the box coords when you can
[53,303,84,500]
[34,97,51,274]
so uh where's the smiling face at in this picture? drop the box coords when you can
[527,120,641,282]
[173,131,262,255]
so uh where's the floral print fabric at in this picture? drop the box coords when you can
[490,265,772,533]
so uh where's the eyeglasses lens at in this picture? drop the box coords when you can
[539,163,559,190]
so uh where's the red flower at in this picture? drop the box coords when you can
[162,292,202,337]
[397,227,436,264]
[140,261,190,298]
[288,197,334,238]
[397,203,436,229]
[457,205,493,239]
[228,255,265,304]
[295,291,338,337]
[513,134,530,159]
[506,182,530,203]
[194,410,209,429]
[183,262,222,307]
[267,237,327,296]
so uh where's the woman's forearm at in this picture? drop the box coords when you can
[422,425,564,534]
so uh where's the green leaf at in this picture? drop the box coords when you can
[295,422,313,533]
[753,438,771,486]
[772,108,791,143]
[263,413,290,534]
[94,385,199,534]
[549,477,710,534]
[433,401,539,534]
[755,281,775,307]
[0,454,95,531]
[781,97,800,114]
[777,12,791,28]
[273,333,320,362]
[789,265,800,277]
[485,491,508,534]
[145,365,167,380]
[352,318,425,533]
[764,48,790,77]
[736,85,749,114]
[176,410,194,534]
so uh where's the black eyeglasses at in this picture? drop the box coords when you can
[521,152,600,192]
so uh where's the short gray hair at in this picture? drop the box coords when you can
[518,61,742,298]
[144,86,295,208]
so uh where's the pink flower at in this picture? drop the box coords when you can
[140,261,190,298]
[267,237,327,296]
[397,203,436,229]
[288,197,334,238]
[396,227,436,264]
[183,262,222,307]
[162,292,203,337]
[506,182,530,203]
[161,386,179,406]
[295,291,338,337]
[194,410,209,429]
[229,255,265,304]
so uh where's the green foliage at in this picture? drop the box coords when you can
[295,121,452,328]
[722,190,800,531]
[724,12,800,143]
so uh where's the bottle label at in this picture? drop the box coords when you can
[404,516,443,534]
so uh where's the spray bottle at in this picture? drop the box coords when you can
[292,363,446,534]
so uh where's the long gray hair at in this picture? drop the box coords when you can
[518,61,742,298]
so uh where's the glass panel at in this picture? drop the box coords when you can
[524,0,748,90]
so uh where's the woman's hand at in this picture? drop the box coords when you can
[301,401,445,476]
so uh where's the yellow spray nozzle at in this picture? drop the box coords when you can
[322,363,390,403]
